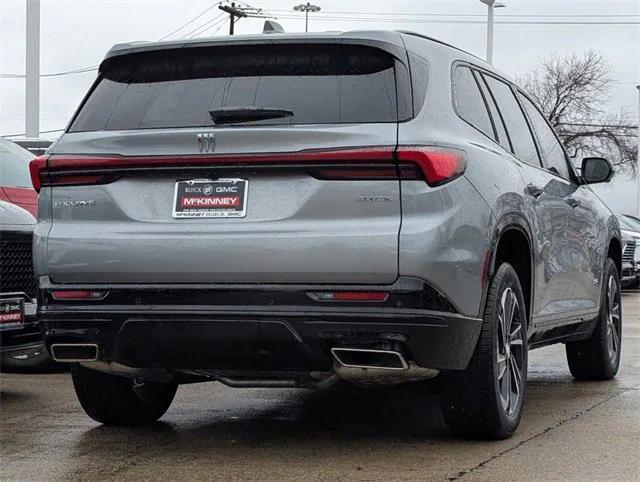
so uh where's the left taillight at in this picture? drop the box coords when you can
[29,156,47,192]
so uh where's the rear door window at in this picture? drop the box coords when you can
[70,44,402,132]
[453,66,494,139]
[482,74,542,168]
[476,73,511,151]
[518,93,572,180]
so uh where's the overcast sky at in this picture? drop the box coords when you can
[1,0,638,211]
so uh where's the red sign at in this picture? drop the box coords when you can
[180,196,241,208]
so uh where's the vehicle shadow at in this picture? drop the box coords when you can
[57,366,628,480]
[74,381,450,450]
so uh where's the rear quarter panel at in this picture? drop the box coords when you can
[398,35,530,318]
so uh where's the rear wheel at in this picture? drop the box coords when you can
[71,364,177,425]
[440,262,528,439]
[566,258,621,380]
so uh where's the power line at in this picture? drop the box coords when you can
[0,1,226,79]
[211,17,231,36]
[178,12,226,39]
[186,15,228,38]
[2,128,65,138]
[1,66,98,79]
[274,14,640,25]
[271,9,640,18]
[158,1,223,41]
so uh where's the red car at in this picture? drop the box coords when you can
[0,138,37,216]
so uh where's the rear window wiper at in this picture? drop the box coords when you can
[209,106,294,124]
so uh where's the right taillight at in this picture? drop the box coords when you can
[397,146,466,186]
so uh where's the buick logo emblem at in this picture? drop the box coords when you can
[202,184,214,195]
[197,133,216,153]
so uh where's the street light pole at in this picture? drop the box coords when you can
[479,0,505,64]
[25,0,40,138]
[293,2,321,33]
[636,85,640,216]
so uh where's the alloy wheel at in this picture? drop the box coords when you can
[605,275,621,363]
[496,287,525,416]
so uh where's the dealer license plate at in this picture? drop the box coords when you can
[0,299,24,330]
[172,179,248,218]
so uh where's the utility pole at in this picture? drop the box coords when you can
[478,0,505,64]
[293,2,321,32]
[25,0,40,138]
[219,2,247,35]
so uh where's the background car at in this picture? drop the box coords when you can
[10,137,54,157]
[618,215,640,288]
[0,200,47,370]
[0,138,38,216]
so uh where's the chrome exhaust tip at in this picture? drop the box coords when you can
[50,344,99,362]
[330,347,408,371]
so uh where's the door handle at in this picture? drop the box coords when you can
[565,197,581,208]
[526,184,544,199]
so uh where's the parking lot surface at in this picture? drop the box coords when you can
[1,289,639,481]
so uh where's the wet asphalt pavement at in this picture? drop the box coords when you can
[2,289,639,481]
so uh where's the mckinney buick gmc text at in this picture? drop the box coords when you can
[30,30,623,439]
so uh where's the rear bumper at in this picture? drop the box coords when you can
[38,277,482,372]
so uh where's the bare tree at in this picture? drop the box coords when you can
[519,50,637,173]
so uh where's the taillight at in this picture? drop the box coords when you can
[31,148,396,190]
[51,290,108,301]
[397,146,466,186]
[31,146,465,190]
[308,291,389,302]
[29,156,47,192]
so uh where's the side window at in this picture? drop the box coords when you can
[408,52,429,114]
[453,66,494,139]
[518,93,572,180]
[476,73,512,152]
[482,74,542,167]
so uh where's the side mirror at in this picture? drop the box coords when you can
[581,157,614,184]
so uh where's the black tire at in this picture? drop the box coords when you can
[71,364,177,425]
[440,262,528,439]
[566,258,621,380]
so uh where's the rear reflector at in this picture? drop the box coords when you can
[51,290,108,301]
[309,291,389,302]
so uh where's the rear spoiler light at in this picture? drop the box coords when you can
[29,146,466,192]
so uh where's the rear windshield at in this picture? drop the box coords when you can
[70,44,401,132]
[0,141,34,188]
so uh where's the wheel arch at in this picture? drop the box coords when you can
[607,236,622,277]
[483,213,535,327]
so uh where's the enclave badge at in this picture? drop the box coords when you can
[197,133,216,153]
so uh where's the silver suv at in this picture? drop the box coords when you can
[31,31,623,439]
